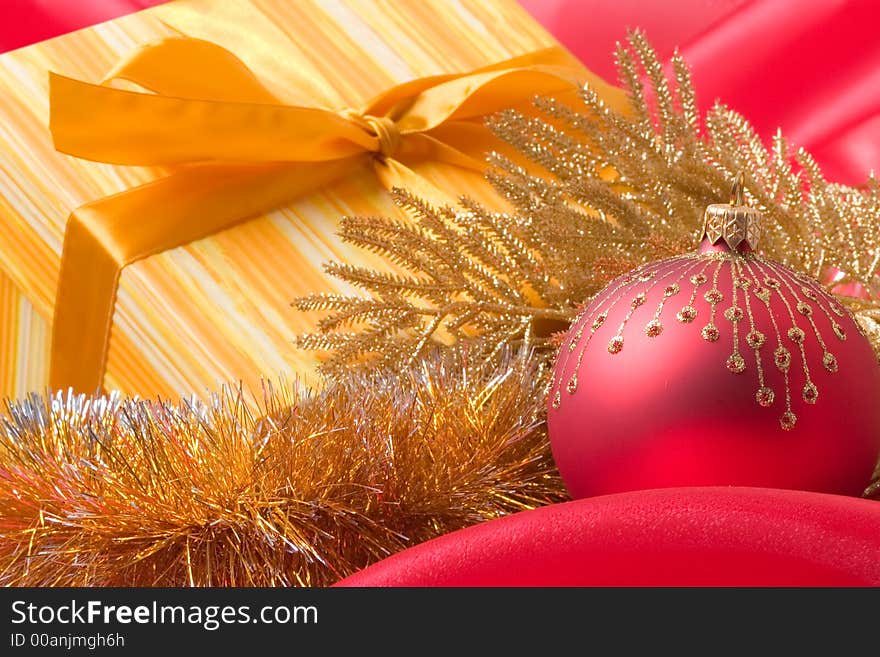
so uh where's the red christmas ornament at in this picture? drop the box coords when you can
[548,175,880,498]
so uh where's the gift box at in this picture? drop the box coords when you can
[0,0,623,398]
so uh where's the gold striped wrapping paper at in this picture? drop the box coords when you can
[0,0,564,398]
[0,269,50,397]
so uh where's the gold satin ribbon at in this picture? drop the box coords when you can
[48,36,627,393]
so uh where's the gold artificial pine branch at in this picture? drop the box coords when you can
[296,31,880,376]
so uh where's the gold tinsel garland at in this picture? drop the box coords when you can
[0,350,564,586]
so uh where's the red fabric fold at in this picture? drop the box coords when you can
[520,0,880,184]
[0,0,167,54]
[337,487,880,586]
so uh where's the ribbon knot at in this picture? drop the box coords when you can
[340,110,401,159]
[45,37,623,393]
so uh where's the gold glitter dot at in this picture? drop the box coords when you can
[639,271,655,282]
[645,319,663,337]
[552,390,561,409]
[796,302,812,317]
[801,287,817,300]
[746,330,766,349]
[701,324,720,341]
[704,289,724,304]
[676,306,697,323]
[764,277,780,289]
[830,304,845,317]
[754,288,771,304]
[787,327,805,344]
[802,382,818,404]
[567,375,578,394]
[832,323,846,340]
[780,411,797,431]
[631,293,647,308]
[724,306,744,322]
[735,278,751,289]
[592,312,607,331]
[608,336,624,354]
[774,347,791,371]
[756,386,775,407]
[690,273,707,285]
[664,283,680,297]
[823,352,838,373]
[726,353,746,373]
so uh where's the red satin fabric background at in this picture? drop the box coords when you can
[3,1,878,184]
[338,487,880,586]
[0,0,166,52]
[520,0,880,185]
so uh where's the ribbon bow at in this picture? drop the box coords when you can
[48,37,625,393]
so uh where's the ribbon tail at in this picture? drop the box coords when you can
[50,158,364,392]
[51,207,122,394]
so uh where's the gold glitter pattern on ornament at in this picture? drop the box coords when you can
[645,319,663,337]
[802,382,818,404]
[702,261,724,342]
[747,331,766,348]
[788,277,850,338]
[823,352,838,372]
[561,271,641,377]
[603,262,689,357]
[644,274,690,338]
[726,353,746,373]
[726,262,745,375]
[774,347,791,371]
[735,260,771,406]
[552,260,701,402]
[756,386,775,407]
[676,262,712,324]
[742,260,795,427]
[755,260,817,428]
[552,260,686,402]
[551,251,859,432]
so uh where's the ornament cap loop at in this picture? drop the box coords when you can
[730,171,745,206]
[702,171,762,252]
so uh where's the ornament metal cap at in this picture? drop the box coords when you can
[701,172,762,252]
